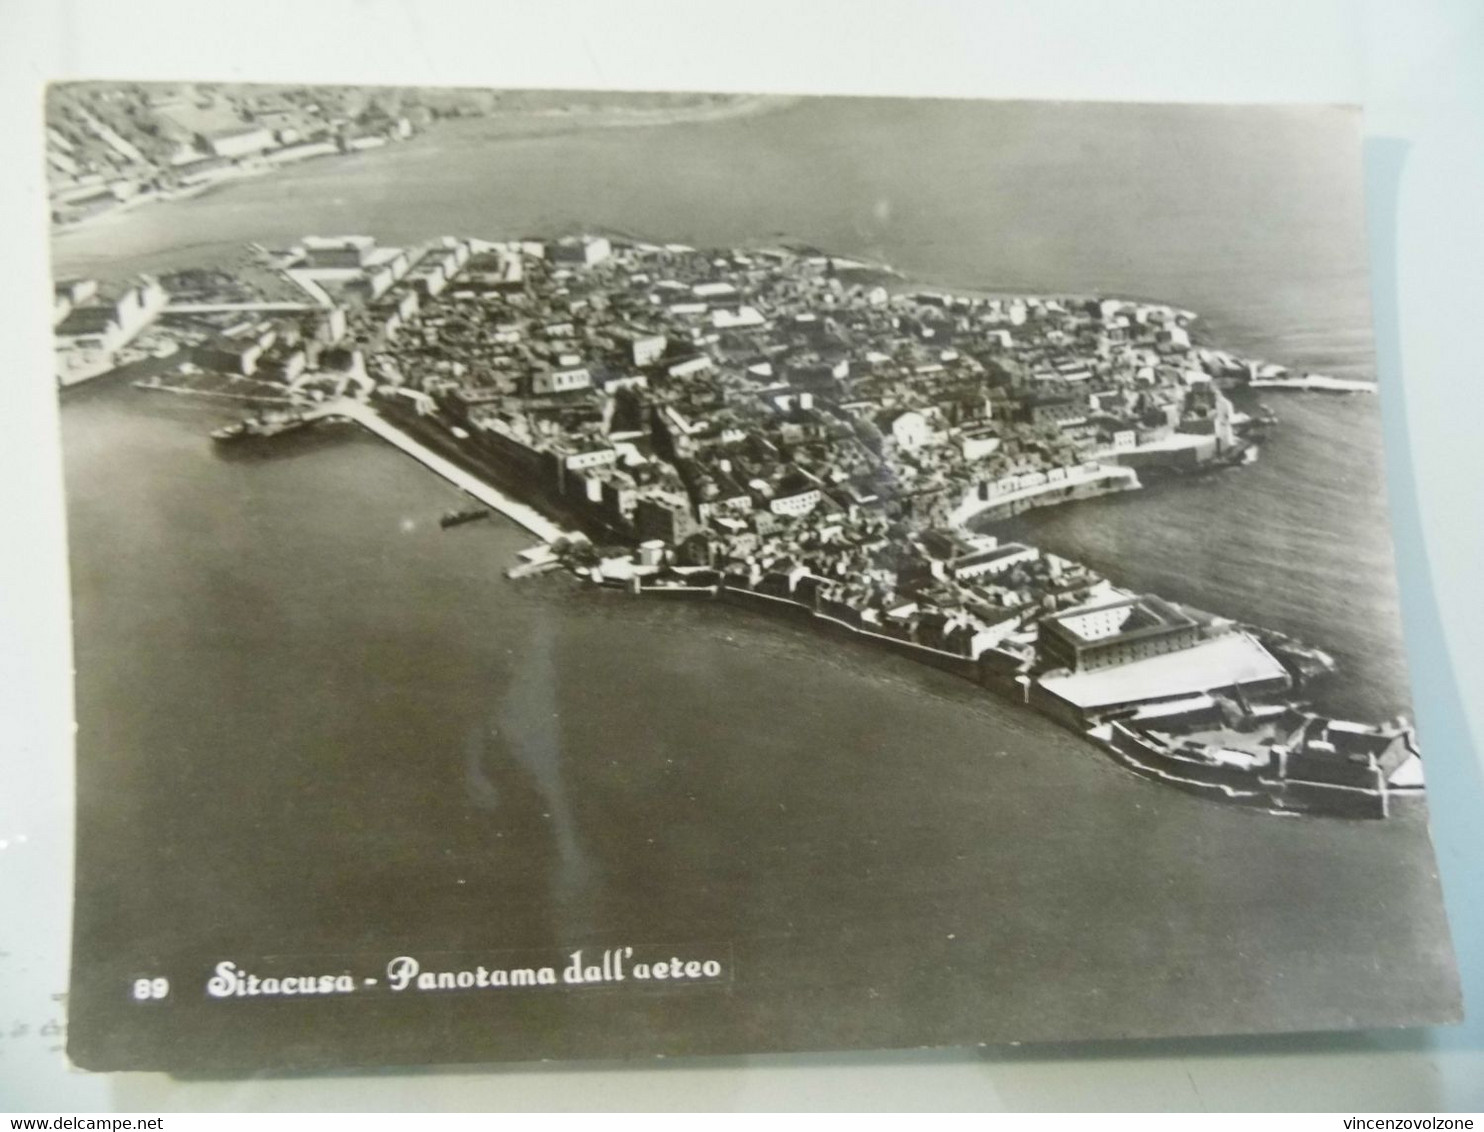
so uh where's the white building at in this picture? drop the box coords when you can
[563,446,618,470]
[770,488,822,517]
[667,356,713,379]
[884,409,931,451]
[552,235,612,267]
[302,235,377,269]
[958,430,1002,462]
[627,333,667,366]
[532,367,593,395]
[53,276,168,385]
[207,127,276,159]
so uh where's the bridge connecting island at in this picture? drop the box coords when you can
[54,230,1413,819]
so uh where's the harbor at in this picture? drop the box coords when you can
[302,396,578,544]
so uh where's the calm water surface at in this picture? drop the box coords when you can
[58,99,1453,1067]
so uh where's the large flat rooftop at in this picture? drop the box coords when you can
[1037,631,1288,710]
[1044,593,1194,645]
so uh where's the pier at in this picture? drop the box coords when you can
[306,398,577,543]
[1249,375,1377,393]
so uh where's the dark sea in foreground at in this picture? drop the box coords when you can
[56,98,1457,1068]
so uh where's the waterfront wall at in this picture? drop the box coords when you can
[632,576,1031,703]
[617,570,1386,819]
[1275,778,1388,820]
[954,465,1141,527]
[1109,443,1211,475]
[434,399,646,541]
[368,398,1386,821]
[320,398,573,541]
[719,584,1020,688]
[1103,722,1389,819]
[372,399,606,542]
[1105,723,1270,799]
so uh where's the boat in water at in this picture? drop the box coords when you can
[439,507,491,529]
[211,411,314,443]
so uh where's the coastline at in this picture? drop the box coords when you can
[448,92,798,139]
[80,224,1409,821]
[599,561,1412,820]
[48,101,1409,822]
[48,93,796,244]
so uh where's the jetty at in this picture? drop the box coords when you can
[1249,374,1377,393]
[305,397,577,544]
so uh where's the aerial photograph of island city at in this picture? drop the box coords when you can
[51,84,1460,1067]
[58,229,1425,817]
[51,88,1416,820]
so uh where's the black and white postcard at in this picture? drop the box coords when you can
[50,84,1461,1071]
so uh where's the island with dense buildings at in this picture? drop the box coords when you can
[52,229,1421,819]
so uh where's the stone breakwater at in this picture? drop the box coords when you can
[308,397,578,544]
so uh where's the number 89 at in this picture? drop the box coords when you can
[132,977,169,1001]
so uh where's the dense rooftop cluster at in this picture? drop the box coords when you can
[57,227,1420,816]
[319,233,1259,669]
